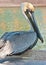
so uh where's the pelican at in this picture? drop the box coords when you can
[0,2,43,59]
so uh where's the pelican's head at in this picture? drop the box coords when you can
[21,2,44,43]
[21,2,34,12]
[21,2,34,19]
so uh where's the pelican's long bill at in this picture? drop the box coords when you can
[21,2,44,43]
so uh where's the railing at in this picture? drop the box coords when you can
[0,0,46,7]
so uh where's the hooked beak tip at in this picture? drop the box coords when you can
[41,39,44,43]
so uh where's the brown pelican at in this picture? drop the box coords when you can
[0,2,43,59]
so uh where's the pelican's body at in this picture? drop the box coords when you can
[0,2,43,59]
